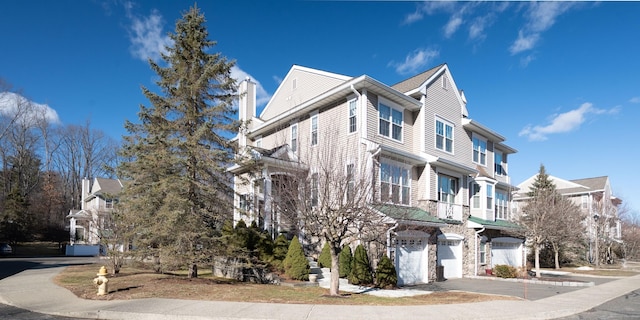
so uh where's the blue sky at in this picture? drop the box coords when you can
[1,1,639,215]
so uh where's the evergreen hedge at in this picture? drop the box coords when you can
[271,234,289,271]
[283,236,310,280]
[339,245,352,278]
[349,244,373,285]
[375,255,398,289]
[318,242,332,268]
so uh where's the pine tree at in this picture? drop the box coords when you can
[349,244,373,285]
[118,5,239,278]
[339,245,352,278]
[375,255,398,289]
[318,242,332,268]
[283,236,309,280]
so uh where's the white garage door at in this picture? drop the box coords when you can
[396,231,429,286]
[491,237,523,268]
[437,234,463,279]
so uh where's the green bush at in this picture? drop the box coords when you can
[283,236,309,280]
[271,234,289,271]
[375,255,398,289]
[318,242,332,268]
[494,264,518,278]
[339,245,352,278]
[349,244,373,285]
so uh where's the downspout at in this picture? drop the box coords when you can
[474,227,485,276]
[386,222,399,258]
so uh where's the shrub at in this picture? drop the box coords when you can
[494,264,518,278]
[318,242,332,268]
[349,244,373,285]
[283,236,309,281]
[271,234,289,271]
[339,245,352,278]
[375,255,398,289]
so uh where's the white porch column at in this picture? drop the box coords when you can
[264,172,273,238]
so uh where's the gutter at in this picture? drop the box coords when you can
[386,223,399,258]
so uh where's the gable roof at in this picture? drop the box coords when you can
[391,64,445,93]
[515,174,611,198]
[93,178,124,196]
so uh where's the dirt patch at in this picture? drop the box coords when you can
[55,264,519,305]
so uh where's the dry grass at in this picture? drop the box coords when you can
[54,264,517,305]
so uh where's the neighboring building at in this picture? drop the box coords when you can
[513,175,622,263]
[66,178,123,255]
[229,64,521,285]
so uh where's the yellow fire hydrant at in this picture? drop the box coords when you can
[93,266,109,296]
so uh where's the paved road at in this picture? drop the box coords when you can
[0,257,96,320]
[556,289,640,319]
[0,303,85,320]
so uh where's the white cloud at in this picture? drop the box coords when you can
[509,2,575,55]
[389,48,440,75]
[630,97,640,104]
[125,4,173,62]
[519,102,618,141]
[230,65,272,106]
[403,10,424,25]
[444,16,463,38]
[0,92,61,125]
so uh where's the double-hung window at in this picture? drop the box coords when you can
[239,194,249,211]
[486,184,494,210]
[495,151,505,175]
[379,103,402,141]
[471,183,481,209]
[438,175,457,204]
[346,164,355,202]
[472,136,487,165]
[380,162,410,205]
[495,191,508,220]
[310,173,318,207]
[348,99,357,133]
[310,114,318,146]
[290,123,298,152]
[436,119,453,153]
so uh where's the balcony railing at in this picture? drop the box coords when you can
[437,202,463,221]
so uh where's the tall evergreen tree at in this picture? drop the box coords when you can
[118,5,239,278]
[519,164,559,277]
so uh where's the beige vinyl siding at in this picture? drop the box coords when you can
[261,69,348,121]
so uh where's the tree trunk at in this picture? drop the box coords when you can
[553,244,560,269]
[534,244,541,278]
[188,263,198,278]
[329,245,340,296]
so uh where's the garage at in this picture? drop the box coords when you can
[395,230,429,285]
[437,233,463,279]
[491,237,523,268]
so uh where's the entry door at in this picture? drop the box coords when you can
[437,239,462,279]
[396,238,428,285]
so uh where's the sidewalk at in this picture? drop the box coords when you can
[1,265,639,320]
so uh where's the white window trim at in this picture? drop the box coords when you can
[472,134,488,166]
[436,168,463,206]
[310,112,318,147]
[290,122,298,153]
[379,158,411,205]
[255,136,262,148]
[377,97,404,143]
[435,117,454,154]
[348,98,358,135]
[470,182,481,209]
[496,190,509,220]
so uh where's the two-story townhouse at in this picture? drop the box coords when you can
[513,175,622,264]
[229,64,521,286]
[66,177,124,255]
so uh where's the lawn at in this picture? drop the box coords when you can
[54,263,518,305]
